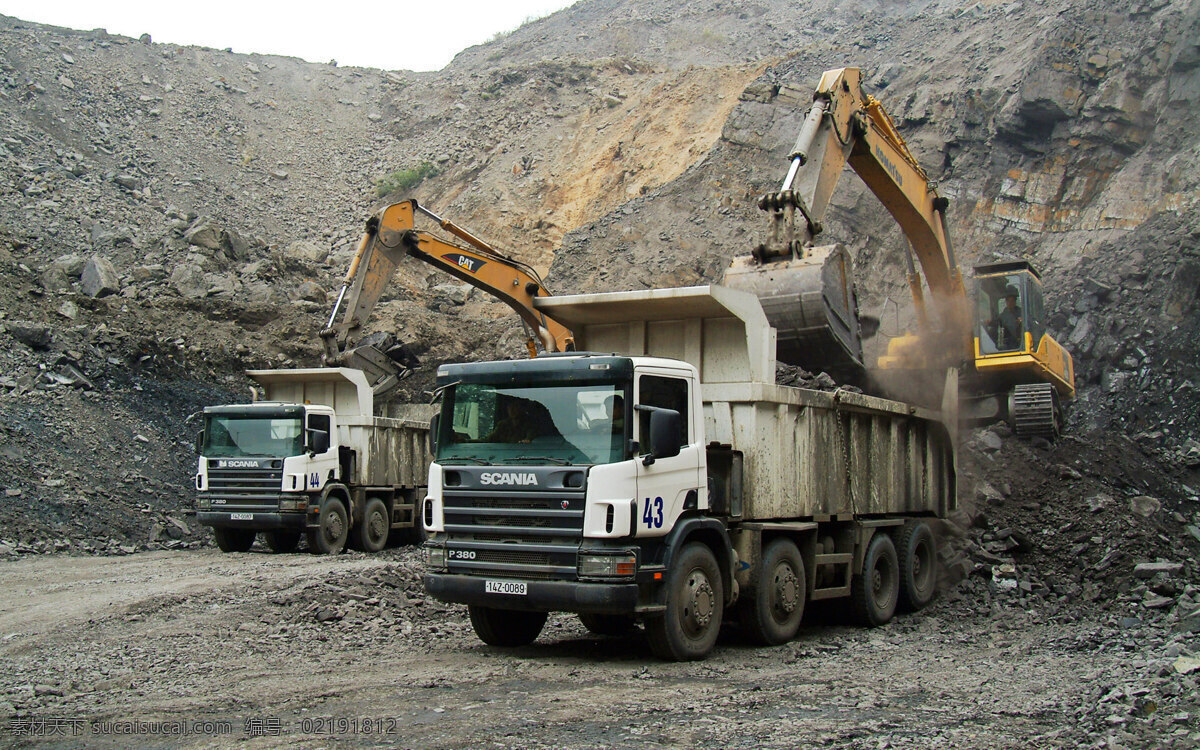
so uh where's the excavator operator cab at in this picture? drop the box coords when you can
[973,261,1045,356]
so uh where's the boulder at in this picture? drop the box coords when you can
[283,240,328,264]
[433,283,471,305]
[53,254,86,278]
[6,322,52,350]
[80,256,119,298]
[294,280,327,302]
[169,263,208,299]
[1129,495,1161,517]
[39,265,71,293]
[183,218,224,251]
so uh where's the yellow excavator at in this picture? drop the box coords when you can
[320,199,574,398]
[724,67,1075,437]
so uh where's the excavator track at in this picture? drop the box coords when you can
[1009,383,1060,438]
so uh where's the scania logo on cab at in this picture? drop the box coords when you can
[217,459,261,468]
[479,472,539,486]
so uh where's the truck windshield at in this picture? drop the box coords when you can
[438,382,626,466]
[202,415,303,458]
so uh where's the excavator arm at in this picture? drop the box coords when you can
[320,200,573,397]
[726,66,971,375]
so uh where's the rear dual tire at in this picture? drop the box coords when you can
[851,532,899,627]
[896,520,937,611]
[351,497,389,553]
[739,538,806,645]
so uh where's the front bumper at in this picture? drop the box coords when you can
[195,511,306,530]
[424,573,640,615]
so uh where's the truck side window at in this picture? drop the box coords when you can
[638,375,689,447]
[308,413,331,449]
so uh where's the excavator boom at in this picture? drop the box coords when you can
[726,67,970,378]
[321,200,573,398]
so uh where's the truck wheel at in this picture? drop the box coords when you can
[404,519,429,546]
[468,606,547,647]
[896,520,937,611]
[354,498,389,553]
[739,538,806,645]
[306,500,348,555]
[850,532,899,627]
[645,542,723,661]
[213,526,255,553]
[579,613,637,636]
[264,530,300,553]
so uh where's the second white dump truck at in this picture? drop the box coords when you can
[194,368,431,554]
[421,285,955,660]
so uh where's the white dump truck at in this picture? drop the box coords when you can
[421,285,955,660]
[194,368,431,554]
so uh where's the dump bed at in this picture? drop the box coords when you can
[247,368,432,488]
[536,285,955,520]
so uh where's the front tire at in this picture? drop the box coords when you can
[645,542,723,661]
[307,500,348,555]
[264,530,300,553]
[896,520,937,611]
[213,526,255,553]
[740,538,806,645]
[354,497,390,553]
[851,532,899,627]
[579,613,637,636]
[468,606,547,647]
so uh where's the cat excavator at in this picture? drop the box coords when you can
[723,66,1075,436]
[320,199,573,399]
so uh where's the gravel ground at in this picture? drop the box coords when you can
[1,545,1197,749]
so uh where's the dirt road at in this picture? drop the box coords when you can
[0,548,1194,749]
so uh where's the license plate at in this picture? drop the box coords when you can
[230,512,253,521]
[485,580,527,596]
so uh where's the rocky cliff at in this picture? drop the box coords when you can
[0,0,1196,561]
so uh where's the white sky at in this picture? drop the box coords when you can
[0,1,578,72]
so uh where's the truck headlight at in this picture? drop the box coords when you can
[279,499,308,511]
[425,545,447,570]
[196,497,210,510]
[578,553,637,579]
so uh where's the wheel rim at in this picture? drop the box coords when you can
[368,510,387,545]
[323,511,344,542]
[681,568,716,636]
[772,562,800,620]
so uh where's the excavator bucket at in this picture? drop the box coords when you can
[723,244,866,384]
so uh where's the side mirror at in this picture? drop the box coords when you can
[428,413,440,453]
[308,429,330,455]
[194,430,205,454]
[647,408,681,462]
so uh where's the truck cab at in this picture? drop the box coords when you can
[195,401,340,550]
[423,353,717,613]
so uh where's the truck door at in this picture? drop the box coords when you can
[634,371,702,537]
[305,411,341,489]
